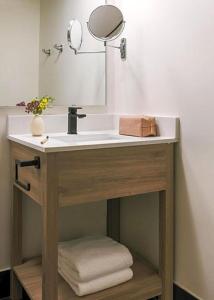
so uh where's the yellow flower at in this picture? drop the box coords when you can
[41,99,48,106]
[39,102,46,110]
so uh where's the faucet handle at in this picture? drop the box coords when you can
[68,106,83,114]
[78,114,86,119]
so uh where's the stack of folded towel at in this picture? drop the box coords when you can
[58,235,133,296]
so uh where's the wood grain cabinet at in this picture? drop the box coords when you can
[10,141,174,300]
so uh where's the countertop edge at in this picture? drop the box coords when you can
[8,135,178,153]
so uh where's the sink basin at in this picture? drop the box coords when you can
[52,133,127,143]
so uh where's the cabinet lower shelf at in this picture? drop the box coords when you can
[14,256,162,300]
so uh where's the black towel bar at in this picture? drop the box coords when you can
[15,156,40,191]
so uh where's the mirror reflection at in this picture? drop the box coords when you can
[88,5,125,41]
[39,0,106,107]
[67,19,83,52]
[0,0,106,106]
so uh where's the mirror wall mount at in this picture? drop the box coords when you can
[42,48,51,56]
[86,4,127,60]
[54,44,65,53]
[105,38,127,60]
[42,44,64,56]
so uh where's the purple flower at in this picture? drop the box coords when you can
[16,101,26,107]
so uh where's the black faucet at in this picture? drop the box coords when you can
[68,106,86,134]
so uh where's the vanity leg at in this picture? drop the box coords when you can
[107,199,120,242]
[42,154,58,300]
[159,146,174,300]
[11,185,22,300]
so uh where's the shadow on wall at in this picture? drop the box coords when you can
[22,196,107,259]
[120,193,159,268]
[174,134,205,298]
[119,131,206,299]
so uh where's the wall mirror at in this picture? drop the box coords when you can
[87,5,125,41]
[0,0,106,106]
[39,0,106,107]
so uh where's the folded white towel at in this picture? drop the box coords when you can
[59,266,133,296]
[58,236,133,282]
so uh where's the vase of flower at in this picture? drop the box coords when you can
[17,96,54,136]
[31,115,45,136]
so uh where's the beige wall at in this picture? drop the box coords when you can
[0,0,40,106]
[0,0,40,268]
[107,0,214,299]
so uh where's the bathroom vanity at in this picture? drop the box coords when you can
[9,123,177,300]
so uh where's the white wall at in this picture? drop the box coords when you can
[39,0,106,106]
[0,0,40,106]
[107,0,214,299]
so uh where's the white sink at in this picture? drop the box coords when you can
[52,133,127,143]
[8,128,178,153]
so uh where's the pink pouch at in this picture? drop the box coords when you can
[119,116,157,137]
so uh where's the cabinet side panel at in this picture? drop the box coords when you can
[10,142,45,205]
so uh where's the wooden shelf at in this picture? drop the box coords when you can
[14,256,162,300]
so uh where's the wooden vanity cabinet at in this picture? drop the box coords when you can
[10,141,174,300]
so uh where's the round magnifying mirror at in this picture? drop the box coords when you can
[88,5,125,42]
[67,19,83,52]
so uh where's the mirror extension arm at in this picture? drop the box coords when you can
[73,50,106,55]
[73,38,126,60]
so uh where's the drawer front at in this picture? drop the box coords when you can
[57,144,170,206]
[11,143,43,205]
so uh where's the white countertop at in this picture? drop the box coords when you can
[8,130,178,153]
